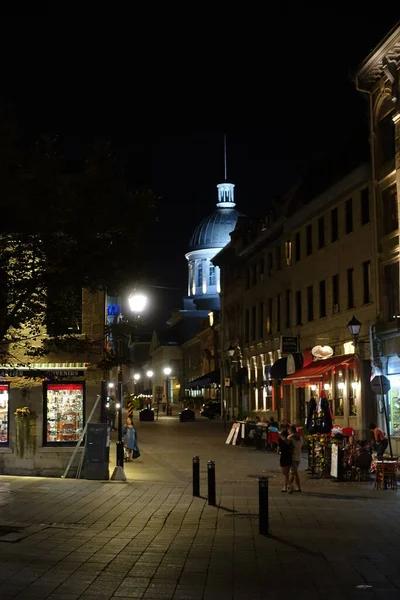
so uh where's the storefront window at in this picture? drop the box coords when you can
[0,384,9,445]
[348,369,357,416]
[45,383,85,445]
[387,374,400,437]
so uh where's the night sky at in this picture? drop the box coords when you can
[3,10,399,307]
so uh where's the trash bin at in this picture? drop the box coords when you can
[84,423,111,480]
[139,408,155,422]
[179,408,195,422]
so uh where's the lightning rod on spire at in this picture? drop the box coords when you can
[224,134,227,181]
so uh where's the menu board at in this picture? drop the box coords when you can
[331,443,339,478]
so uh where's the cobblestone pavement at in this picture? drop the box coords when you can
[1,417,400,599]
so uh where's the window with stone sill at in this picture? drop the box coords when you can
[334,397,344,417]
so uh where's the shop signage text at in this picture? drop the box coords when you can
[311,345,334,360]
[0,369,85,378]
[280,336,299,354]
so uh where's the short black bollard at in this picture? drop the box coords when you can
[193,456,200,497]
[258,477,270,535]
[207,460,216,506]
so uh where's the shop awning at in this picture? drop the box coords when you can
[283,354,355,386]
[186,370,220,389]
[271,358,287,379]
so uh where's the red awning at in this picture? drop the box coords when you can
[283,354,355,386]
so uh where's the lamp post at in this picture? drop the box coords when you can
[146,370,153,407]
[226,345,236,427]
[111,291,147,482]
[163,367,172,415]
[347,315,362,355]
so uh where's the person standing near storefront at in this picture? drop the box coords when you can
[278,430,293,493]
[288,424,302,493]
[369,423,388,457]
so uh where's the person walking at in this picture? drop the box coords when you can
[288,424,302,493]
[278,430,293,492]
[122,417,138,461]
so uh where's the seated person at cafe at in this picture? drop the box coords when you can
[354,441,372,469]
[280,418,290,432]
[268,418,279,432]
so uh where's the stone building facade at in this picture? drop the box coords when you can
[0,290,106,476]
[214,165,378,437]
[356,24,400,452]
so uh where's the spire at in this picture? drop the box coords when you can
[217,133,235,207]
[224,133,227,181]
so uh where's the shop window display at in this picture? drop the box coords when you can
[388,375,400,437]
[0,384,9,444]
[45,383,84,444]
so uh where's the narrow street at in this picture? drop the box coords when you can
[0,416,400,599]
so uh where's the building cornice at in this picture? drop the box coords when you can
[357,24,400,88]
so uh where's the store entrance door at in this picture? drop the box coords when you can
[297,387,306,426]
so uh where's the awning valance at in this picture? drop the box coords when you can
[186,369,220,389]
[283,354,354,386]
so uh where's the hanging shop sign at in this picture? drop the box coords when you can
[224,378,231,387]
[0,369,85,378]
[280,335,299,354]
[371,375,390,395]
[311,345,334,360]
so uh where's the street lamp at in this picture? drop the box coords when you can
[227,345,235,358]
[347,315,362,355]
[146,370,154,407]
[163,367,172,415]
[128,292,148,314]
[133,373,141,382]
[111,292,148,482]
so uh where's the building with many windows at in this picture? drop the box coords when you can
[214,164,377,437]
[356,24,400,450]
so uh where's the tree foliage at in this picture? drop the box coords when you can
[0,111,155,360]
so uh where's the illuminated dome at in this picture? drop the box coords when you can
[185,182,244,307]
[189,206,243,251]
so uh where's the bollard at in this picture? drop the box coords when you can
[207,460,216,506]
[258,477,270,535]
[193,456,200,497]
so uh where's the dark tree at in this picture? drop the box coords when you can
[0,110,155,360]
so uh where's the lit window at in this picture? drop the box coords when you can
[45,383,84,445]
[0,384,9,445]
[209,265,216,286]
[197,265,203,287]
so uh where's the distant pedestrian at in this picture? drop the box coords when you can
[288,424,302,493]
[369,423,388,457]
[278,430,293,492]
[280,418,290,433]
[122,417,138,461]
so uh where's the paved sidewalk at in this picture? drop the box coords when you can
[1,475,400,599]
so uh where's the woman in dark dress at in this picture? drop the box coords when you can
[278,430,293,492]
